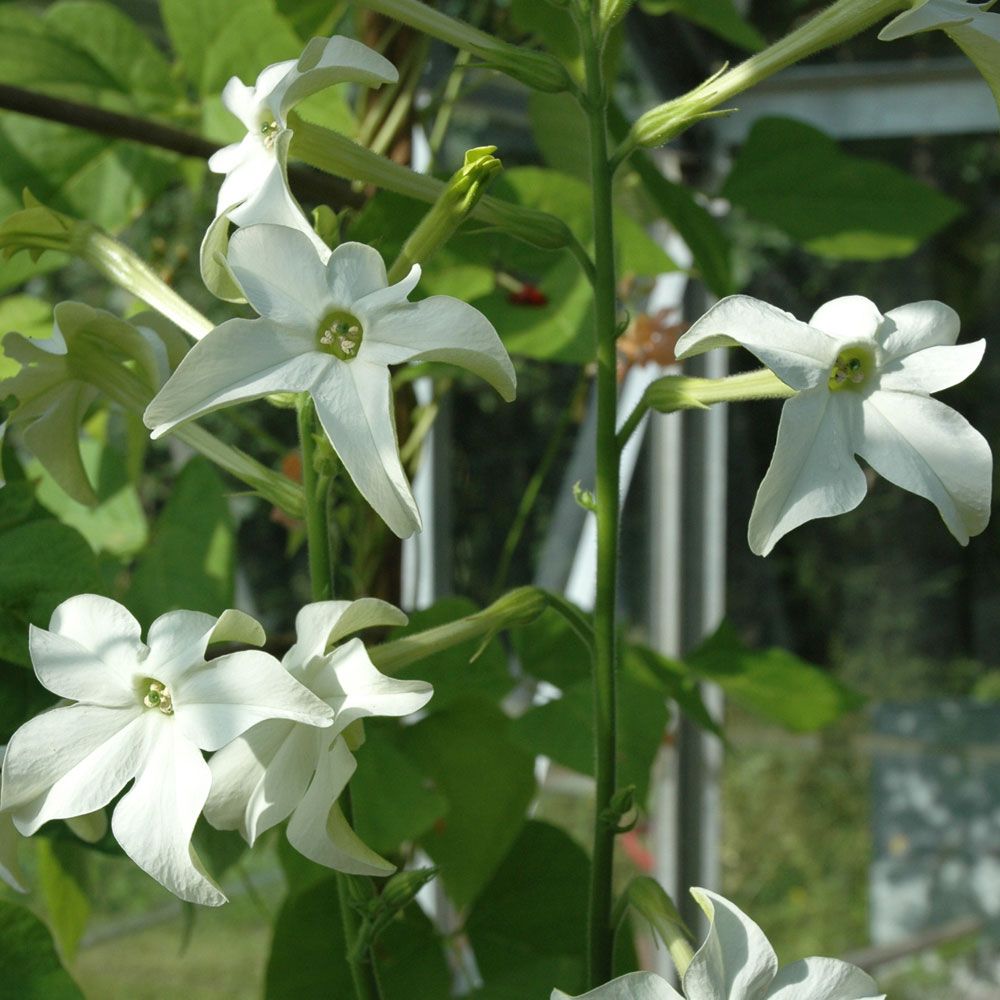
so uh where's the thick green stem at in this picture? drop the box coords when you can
[580,12,621,989]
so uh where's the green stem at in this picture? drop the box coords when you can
[296,397,333,602]
[580,11,621,989]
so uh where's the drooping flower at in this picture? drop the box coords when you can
[552,888,884,1000]
[202,36,397,298]
[145,224,517,538]
[675,295,992,555]
[204,599,432,875]
[0,596,333,906]
[879,1,1000,111]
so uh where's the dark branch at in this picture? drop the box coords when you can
[0,83,362,209]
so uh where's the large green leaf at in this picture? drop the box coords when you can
[686,621,865,731]
[388,597,515,710]
[510,605,591,690]
[466,821,589,998]
[722,117,963,259]
[0,900,84,1000]
[36,838,90,964]
[125,457,234,621]
[639,0,766,51]
[0,518,103,666]
[400,703,536,908]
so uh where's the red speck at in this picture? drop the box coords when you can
[507,284,548,307]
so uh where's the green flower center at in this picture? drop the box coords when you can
[828,346,875,392]
[316,310,363,361]
[141,679,174,716]
[259,117,280,149]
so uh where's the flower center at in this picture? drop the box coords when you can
[316,310,364,360]
[828,346,875,392]
[141,679,174,716]
[259,117,280,150]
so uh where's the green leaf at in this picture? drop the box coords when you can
[0,899,85,999]
[0,296,51,380]
[722,117,963,260]
[125,457,234,621]
[400,703,536,908]
[686,621,865,731]
[466,821,589,998]
[350,727,448,855]
[511,605,591,690]
[389,597,515,710]
[30,437,148,557]
[374,904,452,1000]
[36,838,90,963]
[0,519,102,666]
[639,0,766,51]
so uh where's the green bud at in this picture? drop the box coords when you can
[0,193,212,341]
[600,0,637,31]
[361,0,573,93]
[387,146,502,282]
[621,877,695,979]
[573,480,598,513]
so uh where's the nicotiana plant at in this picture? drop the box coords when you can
[0,0,994,996]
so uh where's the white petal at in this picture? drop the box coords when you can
[807,296,885,345]
[29,627,135,707]
[878,0,977,40]
[111,721,225,906]
[878,340,984,394]
[766,957,884,1000]
[285,737,394,876]
[327,599,408,647]
[878,300,961,362]
[858,390,992,542]
[228,224,331,328]
[271,36,398,121]
[3,705,149,834]
[313,639,433,732]
[325,242,390,307]
[204,719,317,843]
[39,594,144,695]
[311,361,422,538]
[212,134,272,214]
[0,811,27,893]
[143,317,318,438]
[219,76,263,132]
[174,649,332,752]
[352,262,421,315]
[684,888,779,1000]
[675,296,833,391]
[65,809,107,843]
[252,59,298,108]
[551,973,684,1000]
[361,295,517,402]
[748,390,868,556]
[946,14,1000,108]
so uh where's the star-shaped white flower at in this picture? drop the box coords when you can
[0,595,334,906]
[145,224,517,538]
[202,36,397,296]
[552,888,884,1000]
[204,599,432,875]
[675,295,992,555]
[879,1,1000,110]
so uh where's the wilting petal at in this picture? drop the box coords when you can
[4,705,149,834]
[858,390,992,542]
[878,0,978,40]
[285,737,394,875]
[676,296,833,391]
[684,888,779,1000]
[111,720,224,906]
[551,973,684,1000]
[144,317,318,438]
[228,224,331,329]
[270,36,397,121]
[879,300,961,361]
[325,242,392,307]
[205,719,317,843]
[174,650,332,752]
[878,340,985,395]
[313,639,432,733]
[312,361,422,538]
[766,957,885,1000]
[748,390,867,556]
[362,295,517,402]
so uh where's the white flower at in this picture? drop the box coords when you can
[0,595,333,906]
[0,748,27,893]
[675,295,992,555]
[204,599,432,875]
[879,1,1000,109]
[203,35,397,294]
[145,224,517,538]
[552,888,884,1000]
